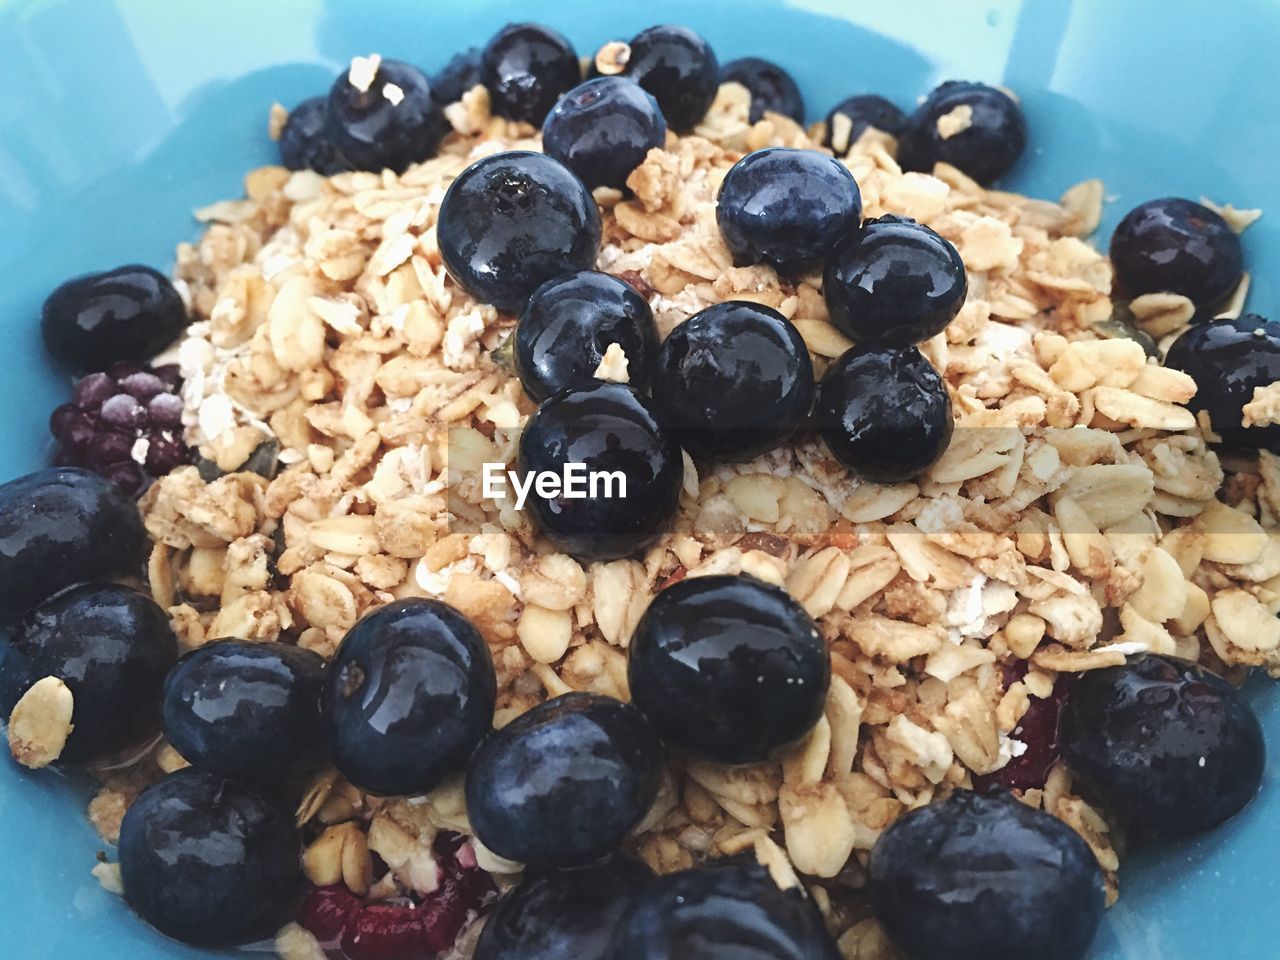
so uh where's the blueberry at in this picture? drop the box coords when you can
[278,96,351,175]
[438,151,602,312]
[466,693,663,868]
[542,77,667,190]
[716,147,862,275]
[824,94,907,149]
[41,265,188,372]
[1059,654,1265,837]
[481,23,580,124]
[1164,313,1280,452]
[432,47,483,105]
[817,344,953,482]
[650,300,814,462]
[719,57,804,123]
[628,574,828,764]
[1110,198,1243,308]
[869,789,1104,960]
[323,598,496,796]
[162,639,326,782]
[517,381,682,563]
[474,856,653,960]
[621,25,719,133]
[118,768,300,946]
[0,583,177,763]
[326,57,447,173]
[898,81,1026,185]
[0,468,147,622]
[824,215,967,345]
[613,856,840,960]
[514,271,658,402]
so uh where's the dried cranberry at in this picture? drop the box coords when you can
[340,901,425,960]
[973,664,1075,792]
[299,884,362,944]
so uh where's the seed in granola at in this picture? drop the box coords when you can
[326,57,447,173]
[430,46,483,106]
[617,25,719,132]
[323,599,496,796]
[466,692,663,868]
[517,381,682,562]
[0,467,147,621]
[515,271,659,402]
[628,574,829,764]
[438,151,602,312]
[278,96,352,174]
[0,582,177,763]
[41,265,189,372]
[161,639,326,783]
[823,93,907,150]
[481,23,580,124]
[613,856,840,960]
[816,343,953,482]
[719,56,804,123]
[650,300,814,461]
[1165,313,1280,451]
[824,214,967,346]
[1110,197,1243,308]
[1059,654,1265,838]
[898,80,1026,185]
[118,768,300,946]
[869,790,1104,960]
[543,77,667,190]
[473,854,653,960]
[716,147,862,275]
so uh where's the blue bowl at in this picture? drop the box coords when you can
[1,1,1277,957]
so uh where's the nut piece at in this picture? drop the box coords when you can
[91,862,125,895]
[517,604,572,663]
[7,676,74,769]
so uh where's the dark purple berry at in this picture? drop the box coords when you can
[50,404,84,442]
[145,436,190,475]
[147,393,185,429]
[118,371,167,402]
[99,393,147,429]
[86,431,135,471]
[72,372,116,409]
[152,364,182,389]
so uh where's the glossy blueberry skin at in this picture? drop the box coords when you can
[323,599,496,796]
[514,270,658,402]
[614,857,841,960]
[824,215,967,345]
[517,381,682,563]
[628,574,829,765]
[0,583,177,764]
[278,96,350,175]
[717,147,862,275]
[824,94,907,148]
[817,344,954,482]
[650,300,814,462]
[720,57,804,123]
[326,58,446,173]
[118,768,301,946]
[899,81,1026,185]
[623,25,719,132]
[466,693,664,868]
[162,640,327,783]
[432,47,483,105]
[0,468,146,622]
[1059,654,1265,838]
[1110,198,1243,308]
[542,77,667,190]
[438,151,602,312]
[1165,314,1280,452]
[474,856,653,960]
[41,265,188,372]
[869,790,1104,960]
[481,23,580,124]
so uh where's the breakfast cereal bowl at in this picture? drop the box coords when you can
[1,1,1278,958]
